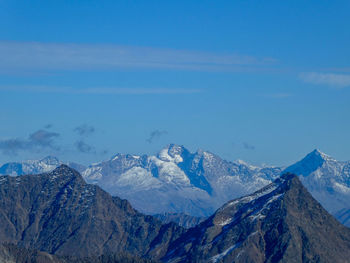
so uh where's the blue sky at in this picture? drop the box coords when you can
[0,0,349,166]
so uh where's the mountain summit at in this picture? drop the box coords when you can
[163,173,350,262]
[284,149,350,226]
[285,149,333,177]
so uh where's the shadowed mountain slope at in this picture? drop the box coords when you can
[163,173,350,263]
[0,165,184,259]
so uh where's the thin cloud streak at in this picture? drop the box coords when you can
[260,93,293,99]
[243,142,256,150]
[0,41,277,73]
[0,86,202,95]
[74,124,95,137]
[146,130,168,144]
[300,72,350,88]
[75,140,96,154]
[323,67,350,73]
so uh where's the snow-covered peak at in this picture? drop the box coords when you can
[195,149,219,164]
[158,144,186,163]
[310,149,334,161]
[39,156,60,165]
[109,153,141,162]
[110,153,121,161]
[284,149,334,177]
[234,159,260,170]
[235,159,249,166]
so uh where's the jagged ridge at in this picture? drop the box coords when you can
[0,165,184,259]
[163,173,350,263]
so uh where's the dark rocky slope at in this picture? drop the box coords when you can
[163,173,350,263]
[0,165,184,259]
[0,243,63,263]
[0,243,156,263]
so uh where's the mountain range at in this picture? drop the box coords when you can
[1,145,349,228]
[0,166,349,262]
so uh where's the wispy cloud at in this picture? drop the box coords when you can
[146,130,168,144]
[29,130,60,149]
[299,72,350,88]
[243,142,256,150]
[0,41,277,73]
[74,124,95,137]
[0,129,60,155]
[0,127,103,156]
[0,85,202,95]
[322,67,350,73]
[73,124,97,154]
[75,140,96,154]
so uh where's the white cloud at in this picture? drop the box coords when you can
[0,41,277,73]
[300,72,350,88]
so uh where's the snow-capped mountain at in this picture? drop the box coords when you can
[0,156,61,176]
[82,144,282,216]
[82,145,350,226]
[1,145,349,227]
[0,156,86,176]
[284,149,350,226]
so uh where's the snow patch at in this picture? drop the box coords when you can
[333,182,350,194]
[217,218,234,226]
[116,167,162,189]
[158,148,183,163]
[82,166,103,181]
[228,182,279,206]
[150,157,190,185]
[249,193,284,221]
[211,242,241,262]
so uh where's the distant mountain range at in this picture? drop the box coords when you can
[0,166,349,262]
[0,156,86,175]
[153,213,205,229]
[81,144,282,217]
[1,145,350,227]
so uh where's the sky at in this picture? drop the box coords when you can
[0,0,349,166]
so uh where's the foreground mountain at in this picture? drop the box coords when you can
[0,165,184,259]
[284,149,350,226]
[82,144,281,216]
[163,173,350,263]
[0,243,156,263]
[1,166,349,262]
[0,243,63,263]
